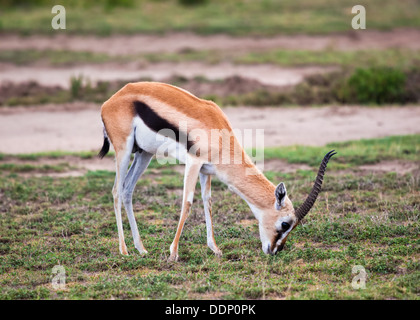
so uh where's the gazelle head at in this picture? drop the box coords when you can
[258,150,336,255]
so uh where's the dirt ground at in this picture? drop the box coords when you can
[1,30,419,161]
[2,29,420,55]
[1,103,419,154]
[0,62,336,88]
[2,28,419,88]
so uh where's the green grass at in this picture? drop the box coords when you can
[1,48,419,69]
[0,135,419,299]
[0,150,104,161]
[0,50,116,66]
[0,162,70,173]
[236,49,420,69]
[261,135,420,169]
[0,0,419,36]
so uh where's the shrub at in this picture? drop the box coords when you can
[338,67,407,104]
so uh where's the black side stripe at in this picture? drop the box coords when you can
[133,101,194,150]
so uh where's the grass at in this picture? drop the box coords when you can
[262,135,420,169]
[0,134,419,299]
[0,162,71,173]
[236,49,420,69]
[0,0,419,36]
[0,50,116,66]
[0,150,103,161]
[1,48,419,69]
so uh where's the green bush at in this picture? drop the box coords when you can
[292,67,415,105]
[338,67,407,104]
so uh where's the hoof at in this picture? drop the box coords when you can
[168,254,179,262]
[136,247,148,255]
[120,245,129,256]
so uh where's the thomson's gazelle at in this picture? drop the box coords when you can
[99,82,336,261]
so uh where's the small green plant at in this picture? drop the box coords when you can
[70,75,84,99]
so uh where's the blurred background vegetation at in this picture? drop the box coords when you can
[0,0,419,106]
[0,0,419,35]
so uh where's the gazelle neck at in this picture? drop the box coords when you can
[216,158,276,220]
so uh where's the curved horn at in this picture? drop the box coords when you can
[295,150,337,221]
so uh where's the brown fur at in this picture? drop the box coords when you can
[102,81,280,212]
[101,82,232,153]
[101,94,136,153]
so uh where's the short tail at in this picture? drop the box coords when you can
[98,128,110,159]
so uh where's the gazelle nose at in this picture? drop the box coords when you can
[267,244,274,255]
[277,243,285,252]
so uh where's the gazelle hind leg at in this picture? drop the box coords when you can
[121,150,153,254]
[169,158,202,262]
[199,173,222,257]
[112,147,132,255]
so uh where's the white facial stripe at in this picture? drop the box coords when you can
[272,215,297,249]
[275,215,295,231]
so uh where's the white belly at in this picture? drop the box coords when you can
[132,116,216,175]
[133,116,188,164]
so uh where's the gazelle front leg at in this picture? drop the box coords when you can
[169,158,202,262]
[199,173,222,257]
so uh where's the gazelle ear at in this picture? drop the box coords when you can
[275,182,287,210]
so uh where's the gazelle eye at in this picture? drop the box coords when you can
[281,222,290,230]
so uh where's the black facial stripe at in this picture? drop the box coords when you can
[274,231,283,244]
[133,101,194,150]
[273,221,292,247]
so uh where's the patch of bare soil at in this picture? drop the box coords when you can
[0,103,102,153]
[0,62,335,88]
[358,160,420,175]
[2,29,420,55]
[223,105,420,147]
[1,104,419,155]
[261,159,420,177]
[258,159,312,173]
